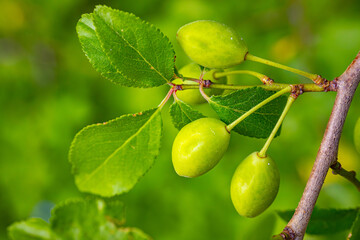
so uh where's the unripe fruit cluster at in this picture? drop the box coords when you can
[172,118,280,217]
[172,20,280,218]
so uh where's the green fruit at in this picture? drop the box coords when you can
[230,152,280,218]
[172,118,231,177]
[176,20,248,69]
[173,63,227,104]
[355,118,360,154]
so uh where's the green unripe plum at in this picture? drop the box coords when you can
[355,118,360,154]
[230,152,280,218]
[172,118,231,177]
[173,63,227,104]
[176,20,248,69]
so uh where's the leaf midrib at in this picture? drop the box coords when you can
[97,13,169,83]
[78,108,160,186]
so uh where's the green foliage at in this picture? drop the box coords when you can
[169,99,205,130]
[77,5,175,88]
[209,87,287,138]
[277,208,360,235]
[8,218,56,240]
[349,211,360,239]
[2,1,360,240]
[69,108,162,197]
[8,199,150,240]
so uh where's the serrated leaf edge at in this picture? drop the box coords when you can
[68,108,163,196]
[169,99,205,130]
[76,13,141,88]
[93,5,175,86]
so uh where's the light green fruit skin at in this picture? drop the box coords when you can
[177,20,248,69]
[355,118,360,154]
[173,63,227,104]
[172,118,231,177]
[230,152,280,218]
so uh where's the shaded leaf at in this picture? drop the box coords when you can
[277,208,359,235]
[8,199,151,240]
[169,99,205,130]
[69,108,162,197]
[209,87,287,138]
[91,5,175,87]
[8,218,58,240]
[349,210,360,239]
[113,228,151,240]
[51,199,108,240]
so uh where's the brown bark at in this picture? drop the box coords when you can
[283,51,360,240]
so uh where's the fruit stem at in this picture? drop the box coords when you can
[158,88,175,109]
[226,86,291,132]
[180,82,326,92]
[258,95,296,158]
[199,82,211,102]
[246,53,319,82]
[214,70,273,84]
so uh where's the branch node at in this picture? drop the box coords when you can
[290,84,304,99]
[262,76,274,85]
[328,78,339,92]
[330,161,342,174]
[273,227,295,240]
[314,75,325,85]
[203,79,212,88]
[175,84,183,91]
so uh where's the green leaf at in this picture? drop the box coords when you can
[169,99,205,130]
[209,87,287,138]
[113,228,151,240]
[51,199,108,240]
[277,208,359,235]
[69,108,162,197]
[8,218,58,240]
[349,210,360,239]
[8,198,151,240]
[77,14,127,85]
[90,5,175,88]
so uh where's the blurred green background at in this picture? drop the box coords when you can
[1,0,360,239]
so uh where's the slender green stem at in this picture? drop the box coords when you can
[158,88,174,109]
[180,77,200,83]
[180,82,325,92]
[246,53,319,81]
[226,86,292,132]
[214,70,269,83]
[199,82,211,102]
[258,95,295,158]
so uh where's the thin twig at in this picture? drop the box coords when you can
[180,82,329,92]
[331,161,360,191]
[279,51,360,240]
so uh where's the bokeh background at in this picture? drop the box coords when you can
[1,0,360,239]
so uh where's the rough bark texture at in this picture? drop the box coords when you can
[285,51,360,240]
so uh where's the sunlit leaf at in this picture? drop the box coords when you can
[209,87,287,138]
[169,99,205,130]
[69,108,162,196]
[90,5,175,87]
